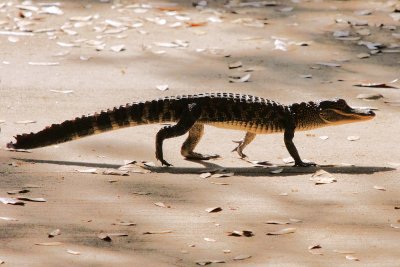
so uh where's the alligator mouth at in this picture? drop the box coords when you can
[339,108,376,121]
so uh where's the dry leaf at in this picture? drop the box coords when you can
[196,261,211,266]
[333,250,356,254]
[333,30,350,38]
[35,242,62,246]
[113,221,136,226]
[156,85,169,91]
[102,169,129,176]
[229,73,251,83]
[7,189,29,195]
[267,227,296,235]
[228,61,242,69]
[283,157,294,164]
[345,255,359,261]
[154,202,170,208]
[319,136,329,140]
[310,170,337,185]
[67,249,80,255]
[48,229,61,238]
[28,62,60,66]
[270,168,283,174]
[0,197,25,205]
[223,249,231,253]
[200,172,212,179]
[308,244,322,250]
[353,82,398,89]
[41,6,63,15]
[211,172,234,178]
[17,197,46,202]
[300,74,312,79]
[0,216,18,221]
[233,255,251,261]
[76,168,97,174]
[265,220,291,225]
[373,185,386,191]
[356,94,383,100]
[50,90,74,94]
[186,21,207,27]
[143,230,172,234]
[210,182,229,185]
[205,207,222,213]
[204,237,216,242]
[347,136,360,141]
[390,223,400,229]
[317,62,341,67]
[15,120,36,124]
[97,233,112,241]
[227,230,254,237]
[357,53,370,59]
[110,45,126,52]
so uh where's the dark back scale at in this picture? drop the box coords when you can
[8,93,288,149]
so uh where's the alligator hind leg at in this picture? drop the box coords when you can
[181,123,219,160]
[156,103,201,166]
[232,132,256,158]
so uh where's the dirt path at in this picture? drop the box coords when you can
[1,1,399,266]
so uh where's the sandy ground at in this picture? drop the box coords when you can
[0,0,400,266]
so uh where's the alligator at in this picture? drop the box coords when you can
[7,93,375,166]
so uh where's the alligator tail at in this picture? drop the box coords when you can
[7,98,178,149]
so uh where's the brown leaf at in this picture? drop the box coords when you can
[186,21,207,27]
[227,230,254,237]
[97,233,112,241]
[35,242,62,246]
[356,93,384,100]
[233,255,251,261]
[267,228,296,235]
[7,189,30,195]
[205,207,222,213]
[17,197,46,202]
[154,202,170,208]
[143,230,172,234]
[48,229,61,238]
[0,197,25,205]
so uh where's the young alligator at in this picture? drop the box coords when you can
[7,93,375,166]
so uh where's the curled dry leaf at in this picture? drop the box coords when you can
[196,261,211,266]
[283,157,294,164]
[113,221,136,226]
[233,255,251,261]
[347,136,360,141]
[308,244,322,250]
[390,223,400,229]
[0,197,25,205]
[319,136,329,140]
[310,170,337,185]
[317,62,341,67]
[102,169,129,176]
[48,229,61,238]
[204,237,216,242]
[228,61,242,69]
[143,230,172,234]
[267,227,296,235]
[205,207,222,213]
[7,189,29,195]
[345,255,360,261]
[373,185,386,191]
[229,73,251,83]
[227,230,254,237]
[270,168,283,174]
[356,93,383,100]
[35,242,62,246]
[17,197,46,202]
[154,202,170,208]
[67,249,80,255]
[200,172,212,179]
[156,85,169,91]
[97,233,112,242]
[110,45,126,52]
[50,90,74,94]
[265,220,291,225]
[353,82,398,89]
[76,168,97,174]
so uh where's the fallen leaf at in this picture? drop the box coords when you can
[143,230,172,234]
[35,242,62,246]
[48,229,61,238]
[186,21,207,27]
[356,93,383,100]
[395,206,400,210]
[50,90,74,94]
[15,120,36,124]
[113,221,136,226]
[353,82,398,89]
[76,168,97,174]
[333,250,356,254]
[347,136,360,141]
[300,74,312,79]
[274,39,288,51]
[0,216,18,221]
[319,136,329,140]
[156,85,169,91]
[110,45,126,52]
[357,53,370,59]
[227,230,254,237]
[132,191,151,195]
[0,197,25,205]
[345,255,360,261]
[205,207,222,213]
[204,237,216,242]
[7,189,29,195]
[308,244,322,250]
[265,220,291,225]
[17,197,46,202]
[310,170,337,185]
[228,61,242,69]
[373,185,386,191]
[333,30,350,38]
[233,255,251,261]
[196,261,211,266]
[267,228,296,235]
[97,233,112,241]
[317,62,341,67]
[102,169,129,176]
[283,157,294,164]
[390,223,400,229]
[210,182,230,185]
[28,62,59,66]
[270,168,283,174]
[41,6,63,15]
[154,202,170,208]
[229,73,251,83]
[200,172,212,179]
[223,249,231,253]
[211,172,234,178]
[66,249,80,255]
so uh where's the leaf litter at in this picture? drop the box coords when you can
[0,197,25,205]
[48,229,61,238]
[205,207,222,213]
[310,170,337,185]
[267,228,296,235]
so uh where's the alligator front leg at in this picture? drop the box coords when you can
[284,128,316,167]
[156,103,201,166]
[181,123,219,160]
[232,132,256,158]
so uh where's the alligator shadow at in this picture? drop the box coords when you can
[17,158,396,176]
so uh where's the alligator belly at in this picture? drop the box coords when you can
[206,121,278,134]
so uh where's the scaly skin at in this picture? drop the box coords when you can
[7,93,375,166]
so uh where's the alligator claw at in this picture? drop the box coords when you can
[232,141,247,158]
[160,159,173,167]
[185,152,220,161]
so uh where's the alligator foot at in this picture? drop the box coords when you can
[159,159,173,167]
[294,161,316,167]
[184,152,220,161]
[231,142,247,158]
